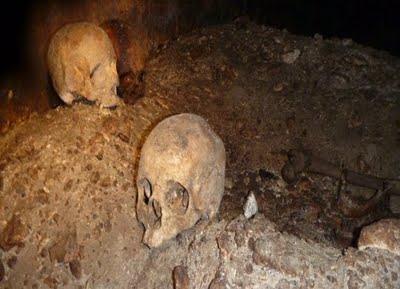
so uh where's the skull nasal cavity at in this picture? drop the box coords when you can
[167,182,189,215]
[152,199,162,218]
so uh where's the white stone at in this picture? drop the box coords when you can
[282,49,301,64]
[244,191,258,219]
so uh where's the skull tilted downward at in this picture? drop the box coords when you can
[137,113,226,248]
[47,22,120,107]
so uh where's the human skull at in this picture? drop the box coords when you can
[47,22,120,107]
[136,113,225,248]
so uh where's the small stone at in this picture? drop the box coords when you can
[304,202,321,222]
[7,89,13,100]
[7,256,17,268]
[358,219,400,255]
[104,220,112,233]
[100,177,111,187]
[63,180,73,191]
[69,260,82,279]
[117,132,129,143]
[224,177,233,189]
[273,36,282,44]
[35,189,50,204]
[273,82,284,92]
[282,49,300,64]
[342,38,353,46]
[15,184,27,198]
[285,115,296,131]
[173,265,189,289]
[243,191,258,219]
[52,213,60,224]
[297,177,312,192]
[208,273,227,289]
[314,33,323,41]
[0,215,27,251]
[245,263,253,274]
[90,171,100,184]
[347,270,366,289]
[43,276,58,289]
[49,232,77,263]
[96,152,103,160]
[49,240,67,263]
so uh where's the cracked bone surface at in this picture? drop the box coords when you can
[47,22,120,107]
[136,113,226,247]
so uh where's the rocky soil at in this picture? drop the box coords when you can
[0,22,399,288]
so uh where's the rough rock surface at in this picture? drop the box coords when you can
[358,218,400,256]
[0,22,400,288]
[212,215,400,289]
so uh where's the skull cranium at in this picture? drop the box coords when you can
[47,22,120,107]
[136,113,225,247]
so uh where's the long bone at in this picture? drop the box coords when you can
[281,149,400,217]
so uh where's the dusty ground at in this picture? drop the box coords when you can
[0,22,399,288]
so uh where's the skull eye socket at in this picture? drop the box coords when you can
[166,181,189,215]
[138,178,152,205]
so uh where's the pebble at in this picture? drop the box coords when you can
[282,49,301,64]
[273,82,284,92]
[118,132,130,143]
[244,191,258,219]
[313,33,323,42]
[173,265,189,289]
[0,215,27,251]
[224,177,233,189]
[7,256,17,268]
[69,260,82,279]
[342,38,353,46]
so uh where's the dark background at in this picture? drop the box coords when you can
[0,1,32,77]
[245,0,400,54]
[0,0,399,78]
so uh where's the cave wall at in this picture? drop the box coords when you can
[0,0,243,133]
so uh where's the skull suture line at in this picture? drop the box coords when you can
[137,113,226,248]
[47,22,120,108]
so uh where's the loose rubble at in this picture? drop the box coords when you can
[0,21,399,288]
